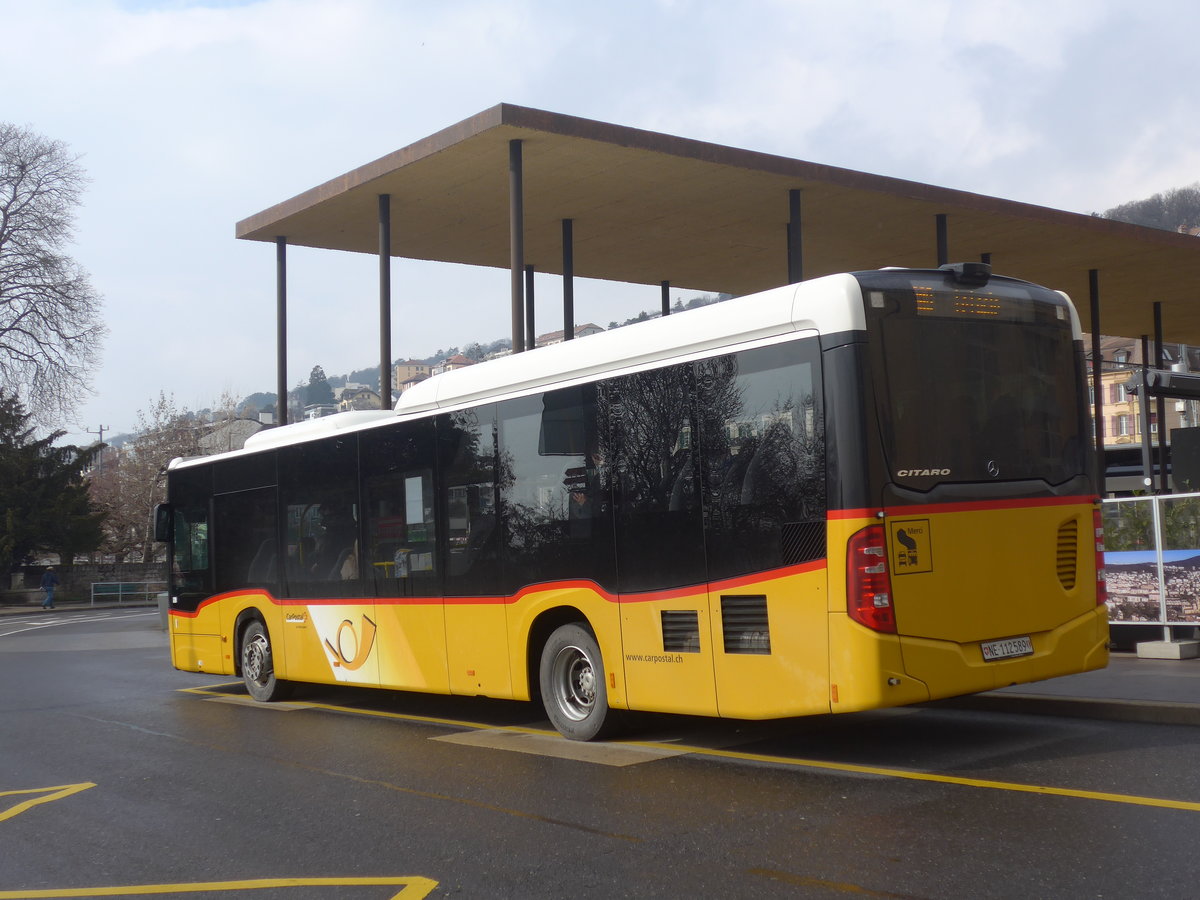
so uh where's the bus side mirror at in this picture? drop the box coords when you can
[153,504,173,543]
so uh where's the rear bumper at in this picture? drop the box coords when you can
[899,605,1110,700]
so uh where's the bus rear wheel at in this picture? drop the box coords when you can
[539,623,620,741]
[241,620,291,702]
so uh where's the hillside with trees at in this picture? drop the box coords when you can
[1100,183,1200,232]
[213,293,731,426]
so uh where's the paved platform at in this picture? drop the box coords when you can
[3,601,1196,725]
[945,653,1200,726]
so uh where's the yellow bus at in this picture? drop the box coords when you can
[158,263,1108,740]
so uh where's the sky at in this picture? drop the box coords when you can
[5,0,1200,440]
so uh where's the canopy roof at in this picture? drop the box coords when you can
[237,103,1200,343]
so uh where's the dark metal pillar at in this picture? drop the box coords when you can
[275,236,287,427]
[378,194,392,410]
[787,189,803,284]
[1154,302,1169,492]
[525,265,536,349]
[509,140,526,353]
[661,281,670,317]
[1089,270,1105,495]
[562,219,574,340]
[935,214,948,266]
[1140,335,1154,488]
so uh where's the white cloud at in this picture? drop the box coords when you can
[3,0,1199,435]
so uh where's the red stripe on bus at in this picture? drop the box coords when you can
[883,494,1096,517]
[168,590,263,618]
[828,494,1096,520]
[827,508,882,520]
[166,559,828,615]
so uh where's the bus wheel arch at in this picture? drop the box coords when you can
[536,617,623,741]
[237,613,292,702]
[526,606,587,702]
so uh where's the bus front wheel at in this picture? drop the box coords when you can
[539,623,620,741]
[240,620,291,702]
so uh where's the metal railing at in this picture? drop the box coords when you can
[90,581,167,607]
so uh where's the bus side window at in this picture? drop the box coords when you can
[279,435,363,599]
[167,465,213,604]
[697,342,826,579]
[438,406,500,597]
[361,419,438,598]
[212,486,279,595]
[607,364,706,592]
[497,385,614,591]
[172,507,211,598]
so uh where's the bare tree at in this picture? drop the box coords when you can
[89,393,202,562]
[1102,182,1200,232]
[0,122,105,425]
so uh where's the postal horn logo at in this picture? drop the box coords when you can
[324,615,377,671]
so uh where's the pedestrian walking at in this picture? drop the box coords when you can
[40,566,59,609]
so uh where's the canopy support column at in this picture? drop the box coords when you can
[1140,335,1154,488]
[1155,302,1169,492]
[525,265,536,349]
[275,236,287,427]
[1090,270,1105,495]
[562,219,574,340]
[378,193,392,410]
[935,214,948,266]
[787,189,803,284]
[661,281,670,317]
[509,140,526,353]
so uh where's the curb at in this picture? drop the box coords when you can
[934,692,1200,727]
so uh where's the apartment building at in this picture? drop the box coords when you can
[1091,335,1200,447]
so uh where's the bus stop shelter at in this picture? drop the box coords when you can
[235,103,1200,481]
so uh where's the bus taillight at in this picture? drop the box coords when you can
[847,524,897,633]
[1093,506,1107,606]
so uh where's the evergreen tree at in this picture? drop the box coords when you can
[305,365,334,406]
[0,392,104,578]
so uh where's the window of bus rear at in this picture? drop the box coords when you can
[857,270,1089,491]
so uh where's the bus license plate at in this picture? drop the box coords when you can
[980,636,1033,661]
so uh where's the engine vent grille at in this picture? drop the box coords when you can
[661,610,700,653]
[721,595,771,655]
[1057,519,1079,590]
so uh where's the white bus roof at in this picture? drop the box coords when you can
[396,273,863,417]
[193,272,861,463]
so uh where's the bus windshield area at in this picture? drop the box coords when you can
[862,273,1088,490]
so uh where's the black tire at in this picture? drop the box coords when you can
[539,623,621,741]
[240,620,291,702]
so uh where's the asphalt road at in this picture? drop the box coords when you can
[2,608,1200,899]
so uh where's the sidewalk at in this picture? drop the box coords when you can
[935,653,1200,726]
[0,598,157,616]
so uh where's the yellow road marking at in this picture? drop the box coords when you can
[0,876,437,899]
[183,683,527,733]
[182,683,1200,813]
[631,740,1200,812]
[0,784,95,823]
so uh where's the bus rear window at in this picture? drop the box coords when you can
[861,273,1087,489]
